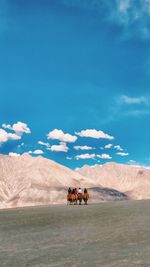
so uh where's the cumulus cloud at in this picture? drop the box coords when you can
[47,142,69,152]
[104,144,112,149]
[38,139,69,153]
[75,129,114,140]
[75,153,112,160]
[0,129,21,144]
[117,152,129,156]
[32,150,44,155]
[74,145,94,150]
[119,95,148,105]
[2,121,31,135]
[97,154,112,159]
[114,145,124,151]
[9,152,20,157]
[47,129,77,143]
[0,121,31,145]
[75,153,96,160]
[2,123,11,130]
[7,133,21,140]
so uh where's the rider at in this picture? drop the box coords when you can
[72,188,75,194]
[74,188,78,194]
[78,187,82,194]
[68,187,72,194]
[84,188,88,194]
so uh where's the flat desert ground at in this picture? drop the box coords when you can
[0,201,150,267]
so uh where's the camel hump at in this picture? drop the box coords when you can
[84,193,89,199]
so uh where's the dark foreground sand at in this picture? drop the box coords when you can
[0,201,150,267]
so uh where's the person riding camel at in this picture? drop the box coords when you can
[74,188,78,194]
[78,187,82,194]
[84,188,88,194]
[67,187,89,205]
[72,188,75,194]
[68,187,72,194]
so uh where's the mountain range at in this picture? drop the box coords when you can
[0,154,150,209]
[76,162,150,200]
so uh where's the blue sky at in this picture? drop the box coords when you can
[0,0,150,168]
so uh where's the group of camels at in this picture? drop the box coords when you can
[67,190,90,205]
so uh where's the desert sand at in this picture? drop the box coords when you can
[0,201,150,266]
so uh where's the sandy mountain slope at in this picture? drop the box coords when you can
[76,162,150,200]
[0,155,139,209]
[0,154,95,208]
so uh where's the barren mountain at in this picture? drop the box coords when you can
[0,154,129,209]
[1,154,148,209]
[0,153,95,209]
[77,162,150,200]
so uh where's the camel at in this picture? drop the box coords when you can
[67,192,89,205]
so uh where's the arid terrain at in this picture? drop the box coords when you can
[1,155,150,266]
[0,201,150,267]
[77,162,150,200]
[0,154,150,209]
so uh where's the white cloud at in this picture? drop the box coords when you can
[9,152,20,157]
[17,142,25,148]
[118,0,130,14]
[7,133,21,140]
[47,142,69,152]
[103,94,150,123]
[76,129,114,140]
[12,121,31,134]
[109,0,150,39]
[97,154,112,159]
[127,160,150,170]
[2,121,31,135]
[47,129,77,143]
[66,156,72,160]
[74,145,94,150]
[62,0,150,39]
[0,129,21,144]
[0,121,30,145]
[75,153,96,160]
[32,150,44,155]
[2,123,11,130]
[114,145,124,151]
[38,141,50,148]
[128,160,140,166]
[117,152,129,156]
[75,153,112,160]
[120,95,148,104]
[104,144,113,149]
[128,159,137,164]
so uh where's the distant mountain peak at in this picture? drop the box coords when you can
[77,162,150,200]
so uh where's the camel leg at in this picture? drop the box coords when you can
[79,199,82,205]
